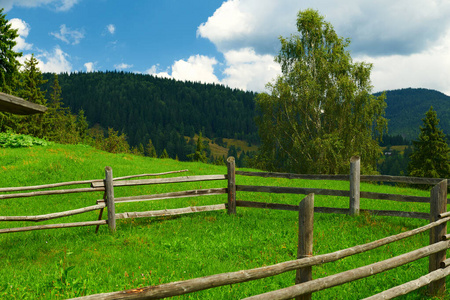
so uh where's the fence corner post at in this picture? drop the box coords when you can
[296,193,314,300]
[105,166,116,233]
[349,156,360,216]
[227,156,236,215]
[429,179,447,296]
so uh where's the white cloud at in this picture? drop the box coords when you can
[18,46,72,73]
[114,63,133,70]
[84,62,95,72]
[222,48,280,91]
[106,24,115,35]
[1,0,79,12]
[145,64,173,79]
[195,0,450,93]
[198,0,450,57]
[171,55,220,84]
[7,18,33,51]
[51,24,84,45]
[146,55,220,85]
[356,29,450,96]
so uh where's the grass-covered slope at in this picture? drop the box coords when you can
[0,143,439,299]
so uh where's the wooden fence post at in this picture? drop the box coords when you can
[105,166,116,233]
[429,179,447,296]
[296,193,314,300]
[349,156,360,216]
[227,157,236,215]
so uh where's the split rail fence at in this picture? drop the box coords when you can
[1,156,449,299]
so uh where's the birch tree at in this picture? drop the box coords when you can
[256,9,387,174]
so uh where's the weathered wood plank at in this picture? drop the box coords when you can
[0,203,105,222]
[97,188,227,204]
[243,240,450,300]
[91,175,227,188]
[0,170,189,193]
[105,166,116,233]
[112,170,189,181]
[362,266,450,300]
[359,209,430,220]
[236,185,349,197]
[349,156,360,215]
[236,200,349,215]
[0,91,47,115]
[296,194,314,300]
[360,191,430,203]
[70,216,450,300]
[361,175,445,185]
[227,157,237,214]
[115,204,226,220]
[235,201,428,219]
[0,187,105,200]
[0,220,107,234]
[429,180,447,296]
[0,179,103,193]
[235,171,348,181]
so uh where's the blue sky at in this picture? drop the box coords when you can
[2,0,450,95]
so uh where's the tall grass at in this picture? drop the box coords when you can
[0,143,440,299]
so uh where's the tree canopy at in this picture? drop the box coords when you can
[255,9,387,174]
[408,106,450,179]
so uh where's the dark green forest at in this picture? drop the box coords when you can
[42,71,258,161]
[377,88,450,140]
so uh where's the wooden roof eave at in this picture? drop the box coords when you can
[0,92,48,115]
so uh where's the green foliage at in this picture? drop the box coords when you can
[408,106,450,178]
[0,8,21,94]
[0,143,435,299]
[17,55,49,138]
[377,88,450,141]
[188,132,207,163]
[41,71,258,159]
[0,131,50,148]
[256,9,387,175]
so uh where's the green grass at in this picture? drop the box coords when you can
[0,143,442,299]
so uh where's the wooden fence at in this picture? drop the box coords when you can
[1,156,449,299]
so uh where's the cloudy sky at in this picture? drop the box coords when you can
[2,0,450,95]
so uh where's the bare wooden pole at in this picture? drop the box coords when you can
[429,179,447,296]
[105,166,116,233]
[227,156,236,215]
[95,190,107,234]
[349,156,360,215]
[296,193,314,300]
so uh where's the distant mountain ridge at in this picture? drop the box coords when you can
[378,88,450,141]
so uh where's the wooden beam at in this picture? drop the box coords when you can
[91,175,226,188]
[115,204,226,220]
[243,241,450,300]
[0,220,107,234]
[0,203,105,222]
[0,92,47,115]
[71,217,450,300]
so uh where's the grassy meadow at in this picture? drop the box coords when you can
[0,143,443,299]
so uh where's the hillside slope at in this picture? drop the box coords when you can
[380,88,450,140]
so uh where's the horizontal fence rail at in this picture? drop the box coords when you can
[244,241,450,300]
[96,188,227,204]
[72,215,450,300]
[91,174,227,188]
[237,170,449,185]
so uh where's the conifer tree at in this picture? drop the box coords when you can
[0,8,21,94]
[160,149,169,159]
[408,106,450,178]
[19,54,48,137]
[188,132,207,163]
[145,139,157,157]
[0,9,22,132]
